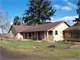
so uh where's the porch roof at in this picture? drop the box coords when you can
[64,26,80,32]
[64,19,80,32]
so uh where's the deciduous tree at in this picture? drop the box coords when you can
[0,10,10,34]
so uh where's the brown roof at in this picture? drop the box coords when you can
[10,21,69,33]
[64,21,80,32]
[64,26,80,31]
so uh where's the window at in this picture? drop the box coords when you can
[55,30,58,35]
[72,31,80,38]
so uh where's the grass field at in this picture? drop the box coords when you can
[0,40,80,60]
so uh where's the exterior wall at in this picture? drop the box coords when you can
[9,30,14,38]
[15,33,23,40]
[52,22,69,41]
[9,31,23,40]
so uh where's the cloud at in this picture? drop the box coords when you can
[67,2,77,9]
[63,0,68,2]
[61,6,72,11]
[57,16,78,21]
[54,4,72,11]
[51,16,78,25]
[51,15,78,22]
[54,5,61,9]
[54,0,77,11]
[10,22,13,25]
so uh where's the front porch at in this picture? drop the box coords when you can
[21,31,53,41]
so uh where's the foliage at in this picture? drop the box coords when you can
[74,0,80,22]
[13,16,21,25]
[23,0,55,25]
[77,0,80,18]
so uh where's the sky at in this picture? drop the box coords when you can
[0,0,78,24]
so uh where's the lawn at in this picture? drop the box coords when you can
[0,40,80,60]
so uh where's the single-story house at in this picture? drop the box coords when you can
[9,21,69,41]
[63,18,80,41]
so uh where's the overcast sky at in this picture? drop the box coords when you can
[0,0,78,24]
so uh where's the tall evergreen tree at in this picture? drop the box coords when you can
[77,0,80,19]
[13,16,21,25]
[74,0,80,22]
[23,0,55,25]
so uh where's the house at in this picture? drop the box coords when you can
[9,21,69,41]
[63,18,80,41]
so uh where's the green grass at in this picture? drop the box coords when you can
[0,40,51,48]
[0,40,80,59]
[0,40,73,49]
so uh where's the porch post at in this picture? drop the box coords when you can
[43,32,45,40]
[24,33,25,39]
[47,31,48,41]
[27,33,29,39]
[36,32,38,40]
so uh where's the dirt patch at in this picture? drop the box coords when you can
[0,47,55,60]
[0,47,42,60]
[70,42,80,48]
[0,47,28,60]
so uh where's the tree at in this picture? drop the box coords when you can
[13,16,21,25]
[77,0,80,19]
[0,10,10,34]
[23,0,55,25]
[74,0,80,22]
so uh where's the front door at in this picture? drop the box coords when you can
[48,31,53,41]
